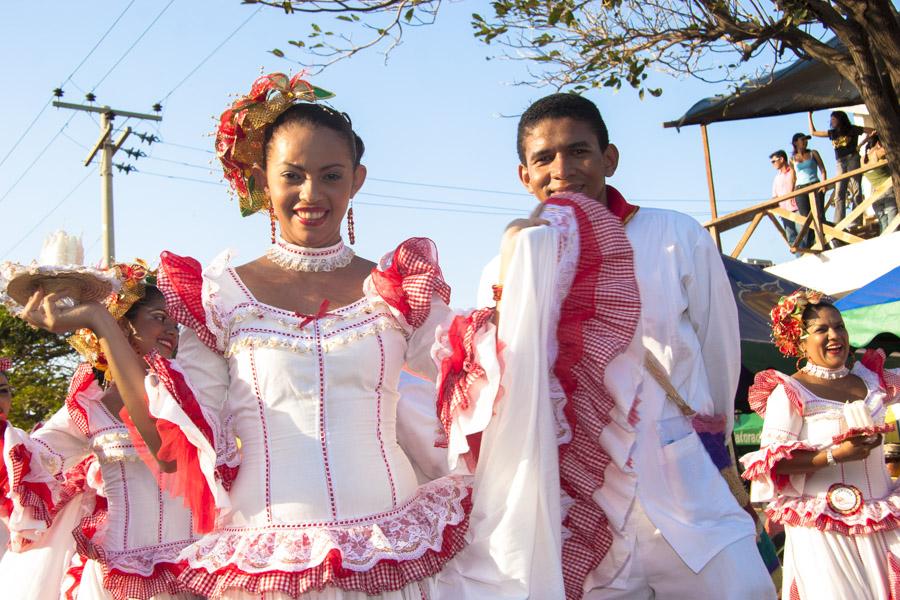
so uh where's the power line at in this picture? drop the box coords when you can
[91,0,176,92]
[0,113,78,207]
[366,177,532,198]
[62,0,138,89]
[358,191,522,213]
[355,200,524,217]
[1,168,97,260]
[158,6,263,104]
[158,140,214,154]
[0,1,137,171]
[144,155,214,170]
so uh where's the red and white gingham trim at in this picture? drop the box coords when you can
[179,493,472,599]
[435,307,496,449]
[157,251,221,352]
[370,238,451,329]
[749,370,805,418]
[861,348,900,401]
[64,362,96,436]
[546,190,642,600]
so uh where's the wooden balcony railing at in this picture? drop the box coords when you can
[704,160,899,258]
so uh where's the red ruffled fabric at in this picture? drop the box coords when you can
[158,251,221,352]
[65,362,96,436]
[545,190,642,600]
[861,348,900,401]
[52,455,96,518]
[741,441,816,490]
[370,238,451,328]
[832,424,895,445]
[7,442,55,527]
[889,551,900,600]
[749,370,804,418]
[179,494,472,599]
[435,307,496,452]
[119,353,218,533]
[768,503,900,536]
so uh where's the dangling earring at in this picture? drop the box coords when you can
[268,201,277,245]
[347,199,356,245]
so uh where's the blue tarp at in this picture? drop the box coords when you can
[835,265,900,312]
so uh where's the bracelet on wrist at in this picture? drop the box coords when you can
[491,284,503,303]
[826,447,838,466]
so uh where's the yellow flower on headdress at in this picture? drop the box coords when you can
[68,260,157,374]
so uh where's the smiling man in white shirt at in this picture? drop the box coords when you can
[513,93,776,599]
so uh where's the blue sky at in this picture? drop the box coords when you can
[2,1,826,304]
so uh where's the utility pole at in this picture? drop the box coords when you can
[52,101,161,267]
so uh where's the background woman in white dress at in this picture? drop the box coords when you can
[6,264,202,599]
[741,290,900,599]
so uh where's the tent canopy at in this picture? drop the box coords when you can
[835,264,900,350]
[664,41,860,128]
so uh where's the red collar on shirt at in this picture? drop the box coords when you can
[606,185,640,225]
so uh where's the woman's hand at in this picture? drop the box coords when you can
[498,204,550,285]
[833,434,883,463]
[20,288,109,334]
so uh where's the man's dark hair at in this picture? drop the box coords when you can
[517,93,609,164]
[769,150,788,162]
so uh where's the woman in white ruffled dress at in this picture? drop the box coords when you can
[741,291,900,599]
[19,74,511,600]
[6,270,202,600]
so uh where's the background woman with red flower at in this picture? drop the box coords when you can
[740,290,900,599]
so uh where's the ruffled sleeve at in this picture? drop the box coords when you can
[123,251,238,533]
[365,238,501,471]
[860,348,900,403]
[740,372,813,501]
[0,370,93,549]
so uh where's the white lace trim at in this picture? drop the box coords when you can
[181,475,470,574]
[104,539,195,576]
[266,239,354,272]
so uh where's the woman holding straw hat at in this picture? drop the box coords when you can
[1,262,202,599]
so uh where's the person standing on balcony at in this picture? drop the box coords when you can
[809,110,874,225]
[770,150,802,254]
[861,133,898,234]
[790,134,828,250]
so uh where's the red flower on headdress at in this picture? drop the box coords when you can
[213,72,334,215]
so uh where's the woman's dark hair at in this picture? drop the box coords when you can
[863,133,881,164]
[123,285,165,323]
[830,110,853,133]
[262,103,365,167]
[94,285,166,385]
[800,301,839,328]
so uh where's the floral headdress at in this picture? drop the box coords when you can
[216,72,335,217]
[69,260,157,373]
[770,288,828,358]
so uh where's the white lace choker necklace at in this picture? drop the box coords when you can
[801,362,850,380]
[266,239,354,272]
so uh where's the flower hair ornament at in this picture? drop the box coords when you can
[68,260,157,375]
[216,72,335,218]
[769,288,829,359]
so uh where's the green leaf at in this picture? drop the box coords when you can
[404,8,414,22]
[289,39,305,48]
[311,22,321,32]
[269,48,285,58]
[337,15,353,22]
